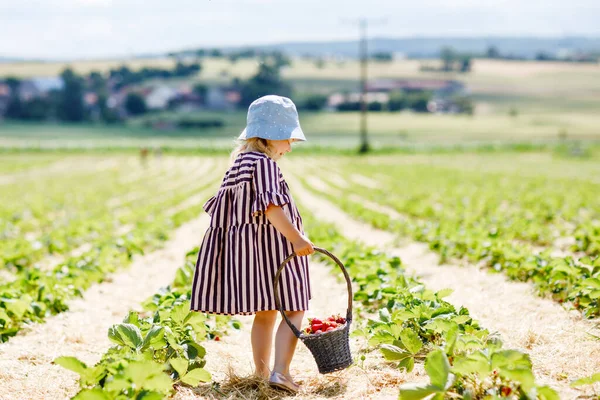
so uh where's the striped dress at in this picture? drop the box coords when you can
[190,151,311,315]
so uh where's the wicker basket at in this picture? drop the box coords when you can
[274,247,353,374]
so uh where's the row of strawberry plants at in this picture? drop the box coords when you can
[2,158,217,271]
[300,171,600,318]
[299,207,562,399]
[0,180,220,342]
[56,247,239,399]
[323,159,600,256]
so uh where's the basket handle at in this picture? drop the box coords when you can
[273,246,353,338]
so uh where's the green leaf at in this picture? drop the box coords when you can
[170,357,188,377]
[116,323,144,350]
[436,288,454,299]
[500,368,535,393]
[399,383,439,400]
[123,311,139,325]
[400,328,423,355]
[54,356,88,376]
[108,325,125,346]
[137,391,165,400]
[0,309,10,323]
[379,307,391,323]
[444,325,458,355]
[144,373,174,393]
[172,302,190,325]
[72,388,111,400]
[180,368,212,386]
[182,340,206,360]
[425,350,451,390]
[452,315,471,325]
[536,385,561,400]
[368,330,395,346]
[570,372,600,387]
[104,376,130,393]
[399,356,415,373]
[451,352,490,378]
[5,298,30,319]
[581,278,600,289]
[142,326,164,349]
[380,344,411,361]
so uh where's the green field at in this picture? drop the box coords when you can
[2,109,600,150]
[2,57,600,149]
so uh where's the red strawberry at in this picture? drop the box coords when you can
[330,321,338,328]
[311,323,323,332]
[314,330,323,334]
[500,387,512,397]
[326,327,334,332]
[310,318,323,325]
[215,337,220,341]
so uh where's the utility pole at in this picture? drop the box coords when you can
[359,18,369,154]
[342,17,386,153]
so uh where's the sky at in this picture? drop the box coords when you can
[1,0,600,59]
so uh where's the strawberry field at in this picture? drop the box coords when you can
[1,150,599,399]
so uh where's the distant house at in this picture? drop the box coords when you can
[0,82,10,116]
[365,79,465,97]
[145,85,178,110]
[18,77,64,100]
[327,92,390,110]
[206,86,241,111]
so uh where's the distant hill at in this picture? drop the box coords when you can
[226,36,600,59]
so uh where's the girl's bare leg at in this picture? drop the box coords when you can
[251,310,277,378]
[273,310,304,382]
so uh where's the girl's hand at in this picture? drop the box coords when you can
[293,234,315,257]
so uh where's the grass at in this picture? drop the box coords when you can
[1,108,599,150]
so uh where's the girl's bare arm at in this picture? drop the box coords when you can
[265,204,314,256]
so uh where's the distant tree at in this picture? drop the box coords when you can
[314,58,326,69]
[98,94,121,123]
[388,91,407,111]
[535,51,554,61]
[210,49,223,57]
[405,91,432,113]
[440,46,456,72]
[124,92,147,115]
[459,55,472,73]
[58,68,86,122]
[21,98,51,120]
[299,94,328,111]
[196,49,206,58]
[486,45,501,59]
[88,71,106,92]
[271,51,292,68]
[4,77,23,119]
[239,62,293,108]
[193,83,208,102]
[372,52,393,62]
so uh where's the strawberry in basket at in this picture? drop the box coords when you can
[304,314,347,335]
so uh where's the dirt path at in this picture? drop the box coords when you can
[287,173,600,399]
[0,214,210,400]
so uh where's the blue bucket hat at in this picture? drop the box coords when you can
[238,95,306,141]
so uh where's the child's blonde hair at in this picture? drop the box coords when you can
[230,137,276,163]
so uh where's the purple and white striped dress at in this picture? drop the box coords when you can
[190,151,311,315]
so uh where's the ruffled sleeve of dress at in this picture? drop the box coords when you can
[250,157,290,217]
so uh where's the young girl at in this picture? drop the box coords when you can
[190,95,314,393]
